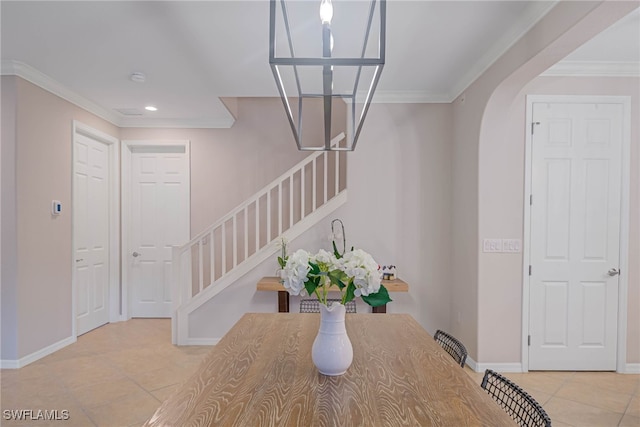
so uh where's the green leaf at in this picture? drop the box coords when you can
[328,270,348,289]
[332,241,342,259]
[304,276,320,296]
[362,285,392,307]
[343,282,357,304]
[309,261,321,275]
[277,256,286,268]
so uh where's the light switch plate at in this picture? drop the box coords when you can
[502,239,521,253]
[482,239,502,253]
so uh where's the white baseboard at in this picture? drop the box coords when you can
[466,357,523,373]
[0,359,20,369]
[466,356,479,372]
[468,358,639,374]
[0,335,76,369]
[184,337,219,346]
[110,314,128,323]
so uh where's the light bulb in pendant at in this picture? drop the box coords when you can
[320,0,333,24]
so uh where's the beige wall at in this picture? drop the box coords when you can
[1,76,18,360]
[8,77,119,358]
[451,81,482,359]
[339,103,454,332]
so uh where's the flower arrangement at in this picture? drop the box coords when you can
[281,245,391,308]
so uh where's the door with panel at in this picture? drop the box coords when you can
[128,146,189,318]
[529,100,623,370]
[74,134,110,335]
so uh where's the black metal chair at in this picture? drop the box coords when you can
[300,299,356,313]
[481,369,552,427]
[433,329,468,367]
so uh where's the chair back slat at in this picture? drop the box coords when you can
[434,329,468,368]
[481,369,552,427]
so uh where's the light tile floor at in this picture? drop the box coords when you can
[464,368,639,426]
[1,319,210,427]
[1,319,638,426]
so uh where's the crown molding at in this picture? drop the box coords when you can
[1,60,235,129]
[118,116,236,129]
[370,90,452,104]
[540,61,640,77]
[2,60,122,125]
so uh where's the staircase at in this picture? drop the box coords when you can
[172,133,348,344]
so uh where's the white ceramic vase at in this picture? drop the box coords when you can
[312,302,353,376]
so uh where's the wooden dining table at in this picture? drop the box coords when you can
[144,313,515,426]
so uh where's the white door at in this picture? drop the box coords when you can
[74,134,110,335]
[128,145,189,317]
[529,100,623,370]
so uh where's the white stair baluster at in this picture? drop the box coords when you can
[267,190,271,244]
[232,215,237,268]
[335,150,340,195]
[278,182,282,236]
[289,175,293,228]
[312,157,317,212]
[221,222,226,275]
[210,230,215,284]
[324,152,328,204]
[301,166,306,220]
[244,207,248,261]
[255,198,260,252]
[198,240,204,294]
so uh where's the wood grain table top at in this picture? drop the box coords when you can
[256,276,409,292]
[144,313,514,427]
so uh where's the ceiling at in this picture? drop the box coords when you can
[1,1,638,128]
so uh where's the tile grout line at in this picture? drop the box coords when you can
[82,337,170,426]
[617,392,637,426]
[46,349,100,427]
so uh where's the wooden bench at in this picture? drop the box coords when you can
[256,276,409,313]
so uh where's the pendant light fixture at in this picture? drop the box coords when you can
[269,0,386,151]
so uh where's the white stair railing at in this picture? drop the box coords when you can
[172,133,347,344]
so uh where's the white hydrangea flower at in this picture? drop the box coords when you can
[340,249,381,296]
[282,249,311,295]
[312,249,336,270]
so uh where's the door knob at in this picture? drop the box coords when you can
[132,251,142,258]
[607,268,620,277]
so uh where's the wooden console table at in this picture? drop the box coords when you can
[256,276,408,313]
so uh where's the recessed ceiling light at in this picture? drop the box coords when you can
[145,105,158,112]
